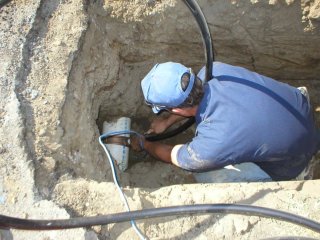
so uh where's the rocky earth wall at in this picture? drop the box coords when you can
[0,0,320,239]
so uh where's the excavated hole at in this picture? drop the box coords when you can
[59,2,205,189]
[93,2,320,187]
[47,2,320,194]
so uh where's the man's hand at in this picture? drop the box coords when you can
[130,134,145,152]
[146,116,169,134]
[146,114,187,135]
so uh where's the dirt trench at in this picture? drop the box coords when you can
[37,0,320,194]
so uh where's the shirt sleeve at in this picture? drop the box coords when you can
[176,130,232,172]
[176,142,207,171]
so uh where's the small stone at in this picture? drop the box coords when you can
[38,129,46,136]
[9,196,17,204]
[92,226,102,234]
[30,89,39,100]
[41,157,56,172]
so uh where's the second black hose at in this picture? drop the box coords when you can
[1,204,320,233]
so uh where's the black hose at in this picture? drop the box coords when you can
[145,0,214,142]
[145,117,195,141]
[183,0,214,82]
[1,204,320,233]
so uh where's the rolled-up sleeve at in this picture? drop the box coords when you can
[176,136,228,172]
[176,142,205,171]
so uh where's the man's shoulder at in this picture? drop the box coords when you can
[198,62,236,81]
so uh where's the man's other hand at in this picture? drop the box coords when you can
[130,135,145,152]
[146,114,187,135]
[145,116,169,134]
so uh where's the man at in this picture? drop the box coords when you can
[132,61,319,182]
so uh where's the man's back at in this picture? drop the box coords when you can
[177,62,319,180]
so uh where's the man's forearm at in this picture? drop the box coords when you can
[144,140,174,164]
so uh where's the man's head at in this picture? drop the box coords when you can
[141,62,204,115]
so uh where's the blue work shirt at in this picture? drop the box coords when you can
[177,62,320,180]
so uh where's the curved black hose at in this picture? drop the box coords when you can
[145,117,195,141]
[145,0,214,141]
[1,204,320,233]
[183,0,214,82]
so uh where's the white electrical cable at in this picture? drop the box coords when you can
[99,133,146,240]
